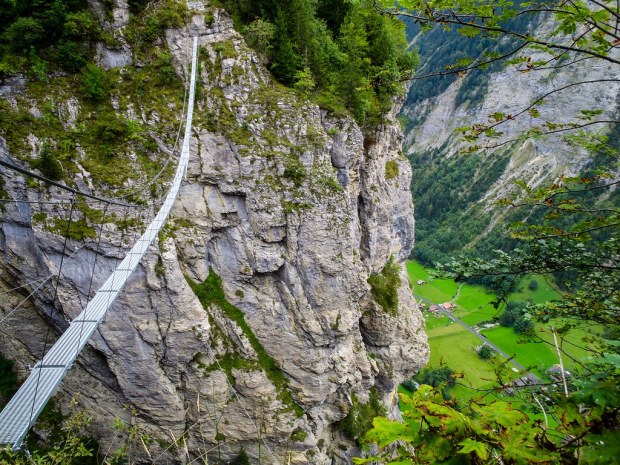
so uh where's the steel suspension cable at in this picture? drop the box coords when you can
[73,202,110,362]
[0,159,138,208]
[28,194,77,430]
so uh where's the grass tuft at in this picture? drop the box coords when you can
[385,159,399,180]
[187,269,303,416]
[368,257,401,315]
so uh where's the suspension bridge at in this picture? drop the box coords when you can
[0,36,199,449]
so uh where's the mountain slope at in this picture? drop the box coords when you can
[401,17,620,264]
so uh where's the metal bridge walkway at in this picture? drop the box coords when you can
[0,36,199,449]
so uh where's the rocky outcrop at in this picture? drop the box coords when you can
[402,17,620,201]
[0,5,427,465]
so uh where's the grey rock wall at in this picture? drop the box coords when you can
[0,7,428,464]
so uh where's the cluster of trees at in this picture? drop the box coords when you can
[0,0,183,81]
[402,365,456,399]
[415,366,456,389]
[1,0,414,127]
[218,0,416,126]
[0,0,101,77]
[498,301,535,334]
[476,344,495,360]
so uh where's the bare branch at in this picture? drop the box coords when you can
[511,200,620,215]
[517,27,601,72]
[484,79,620,133]
[373,1,620,65]
[514,222,620,240]
[404,42,528,81]
[518,53,594,72]
[588,0,620,21]
[483,119,620,150]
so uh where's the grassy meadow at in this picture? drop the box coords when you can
[404,260,594,396]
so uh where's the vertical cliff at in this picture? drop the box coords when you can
[0,4,428,463]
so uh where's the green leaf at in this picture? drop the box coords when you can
[528,107,540,118]
[502,433,559,463]
[352,457,377,464]
[473,402,527,428]
[364,417,412,448]
[426,434,456,461]
[458,438,488,460]
[581,430,620,464]
[579,109,603,120]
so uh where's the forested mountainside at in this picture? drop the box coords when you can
[214,0,416,127]
[0,1,427,463]
[401,16,620,265]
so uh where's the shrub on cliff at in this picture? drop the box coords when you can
[80,64,108,102]
[33,142,63,181]
[367,257,400,315]
[338,388,386,442]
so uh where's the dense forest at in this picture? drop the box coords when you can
[215,0,417,126]
[0,0,415,128]
[408,123,620,269]
[409,146,515,266]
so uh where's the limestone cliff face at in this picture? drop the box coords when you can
[0,5,427,464]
